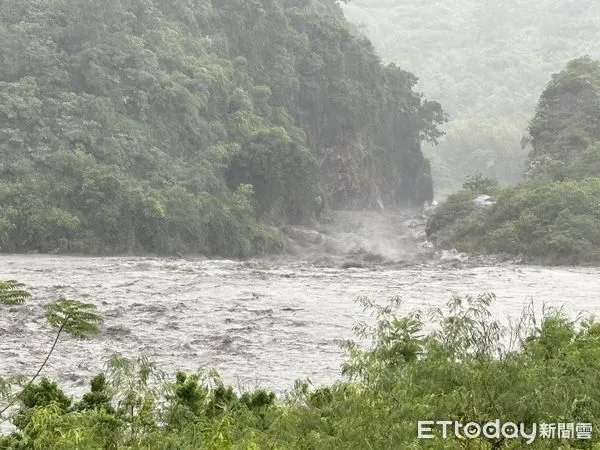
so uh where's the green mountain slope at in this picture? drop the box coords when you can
[425,57,600,265]
[342,0,600,195]
[0,0,445,256]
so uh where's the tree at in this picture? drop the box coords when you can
[525,56,600,180]
[0,281,102,423]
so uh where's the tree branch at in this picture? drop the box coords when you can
[0,316,69,420]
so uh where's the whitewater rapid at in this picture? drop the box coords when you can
[1,210,598,398]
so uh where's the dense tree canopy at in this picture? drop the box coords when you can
[525,56,600,180]
[0,0,445,256]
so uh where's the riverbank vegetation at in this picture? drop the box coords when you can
[426,57,600,265]
[2,281,600,448]
[0,0,445,257]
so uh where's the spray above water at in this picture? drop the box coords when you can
[279,207,435,267]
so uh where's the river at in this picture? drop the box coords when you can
[1,210,599,399]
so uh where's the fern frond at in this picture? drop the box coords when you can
[0,280,31,305]
[44,298,102,339]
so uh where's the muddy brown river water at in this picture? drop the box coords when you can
[1,210,599,399]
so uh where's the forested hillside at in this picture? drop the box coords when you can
[426,56,600,265]
[0,0,445,256]
[342,0,600,195]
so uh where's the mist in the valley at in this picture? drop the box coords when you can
[3,0,600,446]
[342,0,600,197]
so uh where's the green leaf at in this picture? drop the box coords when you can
[44,298,102,339]
[0,280,31,305]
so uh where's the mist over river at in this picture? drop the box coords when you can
[1,210,599,398]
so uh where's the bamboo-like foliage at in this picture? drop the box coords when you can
[3,289,600,448]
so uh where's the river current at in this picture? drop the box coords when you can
[1,210,599,399]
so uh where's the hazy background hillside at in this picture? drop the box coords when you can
[342,0,600,197]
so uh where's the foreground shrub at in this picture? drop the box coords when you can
[3,290,600,448]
